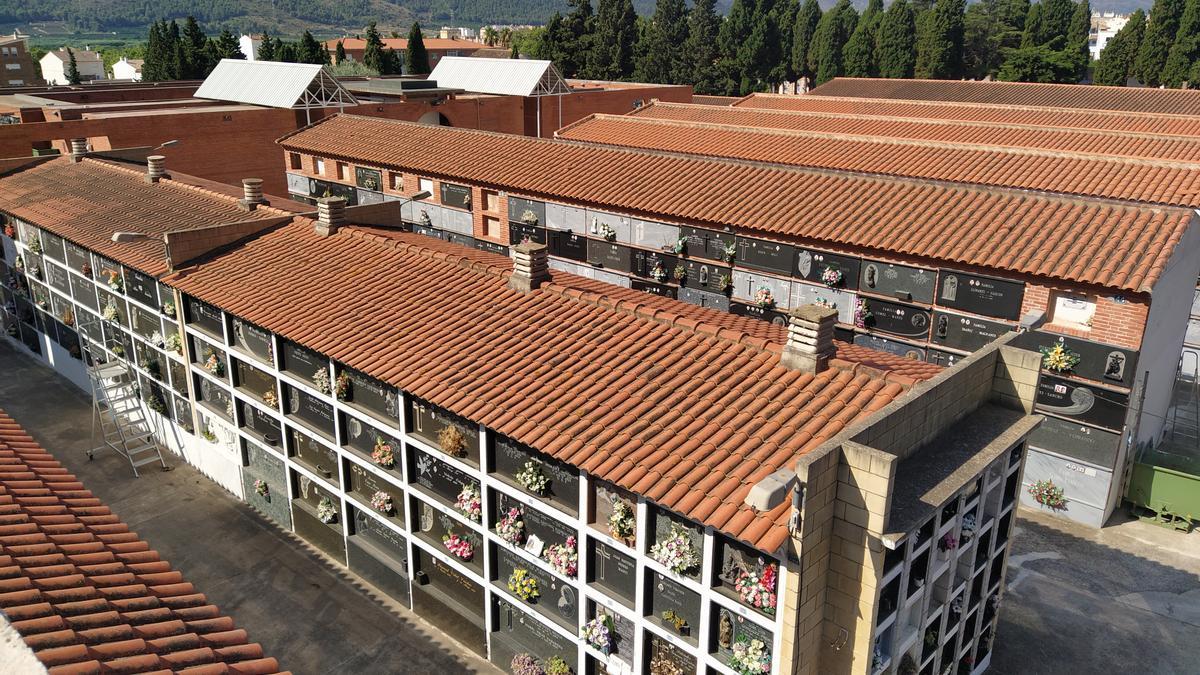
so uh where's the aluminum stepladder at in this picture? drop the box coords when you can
[78,319,168,476]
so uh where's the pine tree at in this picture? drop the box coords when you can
[1093,9,1145,85]
[809,0,858,84]
[258,34,278,62]
[363,22,386,73]
[635,0,689,83]
[406,23,431,75]
[335,40,347,64]
[686,0,722,93]
[589,0,638,79]
[1163,0,1200,86]
[843,0,882,77]
[297,31,324,65]
[791,0,822,80]
[915,0,965,78]
[998,41,1076,80]
[877,0,917,78]
[214,29,243,61]
[66,48,81,84]
[181,16,208,78]
[1136,0,1186,86]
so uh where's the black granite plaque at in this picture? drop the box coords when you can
[730,301,789,326]
[239,398,281,446]
[645,632,696,673]
[40,232,64,262]
[586,240,633,271]
[508,197,545,224]
[493,435,579,514]
[647,571,700,644]
[234,358,276,398]
[547,229,586,261]
[679,226,721,259]
[126,269,157,308]
[280,340,326,384]
[631,250,678,280]
[853,334,927,361]
[131,306,159,341]
[346,460,406,527]
[860,260,936,303]
[681,260,731,294]
[412,447,476,505]
[411,495,484,574]
[678,286,730,312]
[19,321,39,354]
[285,382,335,438]
[491,598,578,671]
[631,279,677,299]
[411,548,486,655]
[231,318,273,363]
[446,232,474,248]
[588,539,637,607]
[440,183,472,210]
[936,270,1024,320]
[711,604,774,666]
[494,547,578,629]
[930,311,1014,352]
[342,365,399,423]
[926,348,962,368]
[493,492,577,558]
[46,263,69,295]
[736,237,794,275]
[1035,374,1130,432]
[1010,331,1139,388]
[168,358,187,396]
[347,521,410,605]
[312,179,358,205]
[355,167,382,191]
[64,241,90,272]
[413,223,444,239]
[410,398,480,465]
[289,427,339,485]
[1027,415,1122,469]
[475,239,509,256]
[509,223,547,246]
[351,504,408,563]
[795,248,861,291]
[864,298,932,339]
[341,413,402,478]
[186,296,224,337]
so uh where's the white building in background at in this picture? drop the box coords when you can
[438,26,479,40]
[39,48,105,85]
[239,34,262,61]
[111,57,143,81]
[1091,12,1130,61]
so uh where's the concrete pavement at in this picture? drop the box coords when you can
[0,342,496,675]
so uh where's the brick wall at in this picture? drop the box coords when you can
[1020,281,1148,351]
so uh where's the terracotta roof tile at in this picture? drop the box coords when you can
[280,115,1193,293]
[560,112,1200,208]
[804,77,1200,116]
[0,410,287,675]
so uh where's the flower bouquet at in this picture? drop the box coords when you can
[581,614,614,654]
[938,533,958,554]
[543,536,578,577]
[102,301,120,323]
[203,351,225,377]
[649,523,700,575]
[673,237,686,254]
[1028,479,1066,509]
[599,223,616,242]
[753,287,775,309]
[334,373,351,400]
[253,479,269,498]
[443,533,474,561]
[495,506,526,545]
[262,389,278,409]
[438,424,467,457]
[507,567,539,602]
[960,513,977,543]
[511,653,543,675]
[854,298,872,328]
[27,237,41,254]
[313,368,331,394]
[734,560,778,615]
[165,332,183,355]
[672,263,686,282]
[721,242,737,263]
[372,437,396,469]
[820,266,844,288]
[80,262,92,277]
[1039,339,1080,373]
[650,262,667,283]
[105,269,123,293]
[608,499,635,541]
[515,460,549,495]
[729,638,771,675]
[455,483,482,522]
[160,300,176,318]
[317,496,338,524]
[370,490,393,515]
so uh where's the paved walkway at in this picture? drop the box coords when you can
[0,343,495,675]
[993,506,1200,674]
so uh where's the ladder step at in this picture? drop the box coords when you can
[127,445,158,455]
[91,364,126,379]
[132,455,163,467]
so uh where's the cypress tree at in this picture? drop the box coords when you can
[809,0,857,84]
[686,0,722,93]
[181,16,208,78]
[66,48,82,84]
[1020,2,1043,47]
[276,41,297,64]
[843,0,883,77]
[915,0,965,78]
[511,42,519,58]
[166,20,183,79]
[363,22,386,73]
[1093,9,1145,85]
[1136,0,1186,86]
[143,21,163,82]
[297,31,324,65]
[742,0,783,90]
[589,0,638,79]
[335,40,347,64]
[1163,0,1200,86]
[561,0,595,78]
[1029,0,1075,46]
[775,0,801,82]
[635,0,689,83]
[791,0,822,81]
[406,23,431,75]
[718,0,755,94]
[1066,0,1090,80]
[214,29,243,60]
[258,34,278,62]
[877,0,917,78]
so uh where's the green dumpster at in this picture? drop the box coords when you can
[1126,444,1200,531]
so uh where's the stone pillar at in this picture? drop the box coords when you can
[781,305,838,374]
[508,241,550,293]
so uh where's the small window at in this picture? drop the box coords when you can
[389,172,403,190]
[483,216,500,239]
[5,63,19,70]
[289,152,302,170]
[482,190,500,213]
[336,162,348,180]
[7,79,21,86]
[419,177,434,195]
[1051,292,1096,330]
[314,157,325,175]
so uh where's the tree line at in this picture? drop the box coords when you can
[530,0,1200,95]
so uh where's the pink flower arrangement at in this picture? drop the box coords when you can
[495,506,526,545]
[370,490,393,515]
[443,533,474,561]
[820,266,843,288]
[455,483,482,522]
[543,536,578,578]
[753,286,775,309]
[371,437,395,469]
[938,533,959,553]
[734,560,778,615]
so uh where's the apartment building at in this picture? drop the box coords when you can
[0,32,41,87]
[0,148,1048,675]
[39,48,105,86]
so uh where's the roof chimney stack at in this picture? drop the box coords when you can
[69,138,87,163]
[145,155,165,183]
[315,197,347,236]
[780,305,838,374]
[508,241,550,293]
[239,178,267,211]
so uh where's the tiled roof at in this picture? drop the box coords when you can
[0,409,287,675]
[324,38,484,52]
[558,113,1200,208]
[690,95,740,106]
[167,220,911,552]
[631,101,1200,162]
[0,158,294,276]
[279,114,1195,294]
[806,77,1200,115]
[729,93,1200,136]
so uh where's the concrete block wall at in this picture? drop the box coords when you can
[791,445,841,675]
[991,345,1041,414]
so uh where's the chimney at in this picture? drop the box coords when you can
[239,178,267,211]
[145,155,165,183]
[508,241,549,293]
[315,197,346,236]
[780,305,838,374]
[69,138,87,163]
